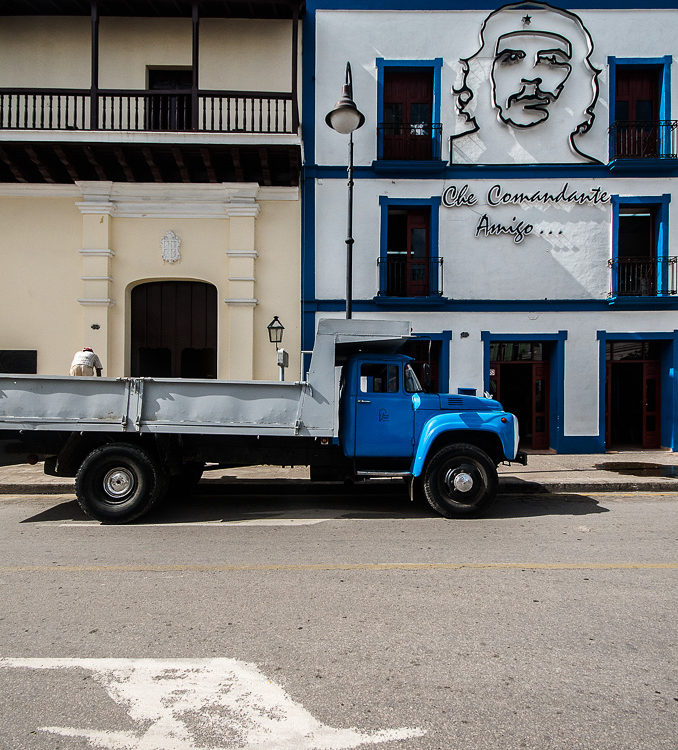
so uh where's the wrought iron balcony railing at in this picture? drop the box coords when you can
[0,88,296,134]
[609,120,678,160]
[377,256,444,298]
[378,122,442,160]
[608,256,677,296]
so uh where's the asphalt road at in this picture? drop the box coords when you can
[0,483,676,750]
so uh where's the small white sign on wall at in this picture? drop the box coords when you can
[161,230,182,263]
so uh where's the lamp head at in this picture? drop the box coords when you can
[325,62,365,135]
[267,316,284,346]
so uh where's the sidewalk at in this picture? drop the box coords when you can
[0,451,676,495]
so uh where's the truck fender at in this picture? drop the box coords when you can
[410,412,519,477]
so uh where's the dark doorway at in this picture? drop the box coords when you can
[490,342,550,450]
[385,207,431,297]
[131,281,217,378]
[615,68,661,158]
[382,69,434,160]
[616,206,657,295]
[147,68,192,131]
[606,341,661,449]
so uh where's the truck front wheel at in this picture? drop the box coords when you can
[423,443,498,518]
[75,444,164,523]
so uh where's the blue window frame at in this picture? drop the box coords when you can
[608,56,673,161]
[376,58,443,163]
[610,194,672,297]
[378,195,442,299]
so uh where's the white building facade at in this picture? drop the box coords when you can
[303,0,678,453]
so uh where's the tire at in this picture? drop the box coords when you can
[75,444,163,523]
[422,443,498,519]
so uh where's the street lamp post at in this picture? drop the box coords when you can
[267,316,288,381]
[325,62,365,319]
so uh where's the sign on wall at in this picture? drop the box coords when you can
[442,182,611,243]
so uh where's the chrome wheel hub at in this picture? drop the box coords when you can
[103,467,134,500]
[445,469,474,494]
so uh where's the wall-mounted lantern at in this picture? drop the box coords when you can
[267,316,288,381]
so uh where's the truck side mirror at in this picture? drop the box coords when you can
[422,363,432,391]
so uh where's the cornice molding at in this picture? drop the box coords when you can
[224,298,258,306]
[79,248,116,257]
[73,181,273,218]
[0,182,298,207]
[77,298,115,307]
[0,184,81,198]
[226,250,259,258]
[76,201,115,215]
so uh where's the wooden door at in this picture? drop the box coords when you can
[383,70,433,159]
[489,359,550,451]
[605,364,611,448]
[131,281,217,378]
[642,361,660,448]
[532,362,550,450]
[606,357,661,449]
[615,69,660,157]
[405,209,430,296]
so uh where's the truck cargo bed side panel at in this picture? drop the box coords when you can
[138,380,310,435]
[0,375,132,432]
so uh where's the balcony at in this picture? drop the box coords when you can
[0,87,300,185]
[609,120,678,160]
[0,88,296,134]
[0,1,301,185]
[377,122,442,161]
[608,256,677,297]
[377,256,444,298]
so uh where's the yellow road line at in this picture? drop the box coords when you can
[1,562,676,573]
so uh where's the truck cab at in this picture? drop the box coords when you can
[338,352,523,517]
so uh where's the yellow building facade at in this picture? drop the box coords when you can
[0,1,302,382]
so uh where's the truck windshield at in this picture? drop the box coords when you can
[404,364,423,393]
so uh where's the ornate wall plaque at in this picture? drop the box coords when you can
[161,231,182,263]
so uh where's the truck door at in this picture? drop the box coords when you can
[354,362,415,457]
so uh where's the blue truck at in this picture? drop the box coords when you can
[0,319,525,523]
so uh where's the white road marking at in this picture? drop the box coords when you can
[0,657,425,750]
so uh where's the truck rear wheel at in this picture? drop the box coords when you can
[75,444,164,523]
[423,443,497,518]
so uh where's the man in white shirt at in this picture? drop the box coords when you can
[70,347,103,377]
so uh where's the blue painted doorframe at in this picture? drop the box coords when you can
[480,331,595,453]
[597,330,678,452]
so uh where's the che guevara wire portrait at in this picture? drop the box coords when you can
[452,1,601,164]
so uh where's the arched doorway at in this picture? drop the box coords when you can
[131,281,217,378]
